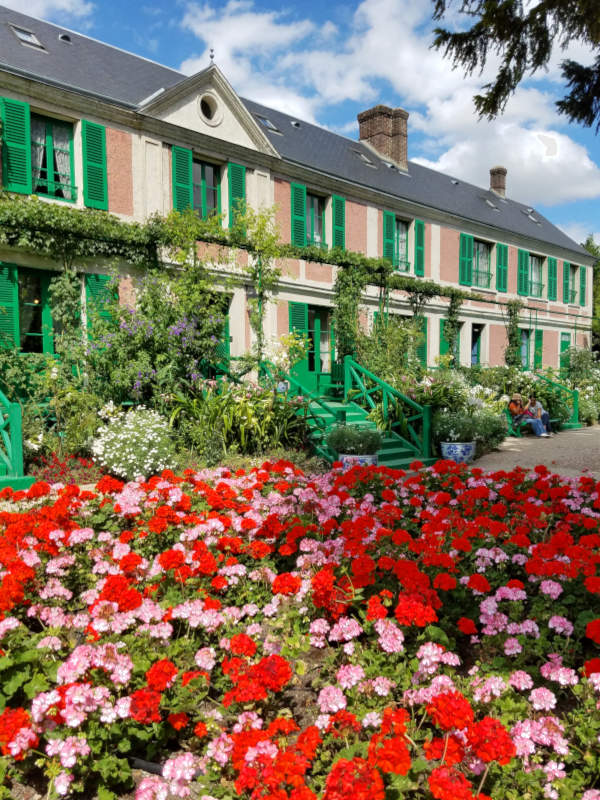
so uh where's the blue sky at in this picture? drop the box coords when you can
[10,0,600,246]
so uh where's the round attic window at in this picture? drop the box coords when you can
[197,92,222,126]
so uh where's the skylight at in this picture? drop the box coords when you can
[382,160,395,169]
[9,24,45,50]
[350,149,376,167]
[256,116,280,133]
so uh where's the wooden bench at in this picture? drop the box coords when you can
[503,408,559,438]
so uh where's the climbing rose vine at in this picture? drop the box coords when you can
[0,459,599,799]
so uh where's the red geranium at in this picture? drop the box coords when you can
[167,713,189,731]
[146,659,178,692]
[428,767,473,800]
[129,688,162,724]
[230,633,257,658]
[584,658,600,677]
[272,573,302,596]
[457,617,478,635]
[424,735,464,766]
[427,692,474,732]
[323,757,385,800]
[467,717,515,765]
[467,574,491,593]
[586,619,600,644]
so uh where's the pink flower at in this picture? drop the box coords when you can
[540,580,563,600]
[336,664,365,689]
[529,687,557,711]
[504,637,522,656]
[318,685,346,713]
[509,671,534,691]
[548,616,574,637]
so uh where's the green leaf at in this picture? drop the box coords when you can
[411,758,428,773]
[23,672,49,699]
[98,788,118,800]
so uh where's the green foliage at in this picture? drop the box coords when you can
[91,407,176,480]
[355,314,423,382]
[432,410,477,444]
[503,299,525,367]
[325,425,383,455]
[169,381,310,456]
[578,397,599,425]
[432,0,600,131]
[560,345,598,387]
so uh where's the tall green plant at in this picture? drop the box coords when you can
[503,299,524,367]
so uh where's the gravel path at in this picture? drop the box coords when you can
[476,425,600,479]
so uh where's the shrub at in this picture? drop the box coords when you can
[578,397,599,425]
[432,411,476,444]
[472,409,508,454]
[91,407,176,480]
[326,425,383,455]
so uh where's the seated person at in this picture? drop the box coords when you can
[508,393,549,437]
[527,394,553,435]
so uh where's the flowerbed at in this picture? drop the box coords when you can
[0,460,599,800]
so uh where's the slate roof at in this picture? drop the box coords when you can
[0,5,590,259]
[0,5,185,106]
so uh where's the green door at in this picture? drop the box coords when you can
[289,302,332,393]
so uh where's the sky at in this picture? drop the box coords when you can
[7,0,600,247]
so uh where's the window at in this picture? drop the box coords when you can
[306,193,326,248]
[10,25,45,49]
[529,255,543,297]
[383,212,410,271]
[350,149,375,167]
[17,269,57,354]
[473,241,491,288]
[471,324,483,366]
[569,264,577,302]
[31,114,75,202]
[192,160,220,219]
[256,116,279,133]
[520,329,530,368]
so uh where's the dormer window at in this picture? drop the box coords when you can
[256,116,280,133]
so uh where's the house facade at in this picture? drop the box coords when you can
[0,6,595,387]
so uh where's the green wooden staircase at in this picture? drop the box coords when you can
[0,389,35,491]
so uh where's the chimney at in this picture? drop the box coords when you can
[357,105,409,171]
[490,165,507,198]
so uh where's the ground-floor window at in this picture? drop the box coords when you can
[471,324,483,365]
[521,328,530,368]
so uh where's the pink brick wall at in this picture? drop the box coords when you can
[118,276,135,308]
[285,259,301,278]
[425,223,432,277]
[274,178,291,244]
[440,227,459,283]
[106,128,134,216]
[277,300,289,336]
[578,332,591,348]
[508,247,518,294]
[345,200,367,254]
[544,329,559,367]
[489,324,508,366]
[306,262,332,283]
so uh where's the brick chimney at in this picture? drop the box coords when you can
[490,165,507,198]
[357,105,409,171]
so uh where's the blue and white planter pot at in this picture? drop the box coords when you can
[440,441,476,464]
[340,454,378,469]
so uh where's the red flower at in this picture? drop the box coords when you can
[194,721,208,738]
[467,575,491,593]
[367,735,411,775]
[584,576,600,594]
[272,573,302,596]
[158,549,186,571]
[457,617,478,635]
[0,708,38,760]
[467,717,515,765]
[584,658,600,677]
[230,633,257,658]
[433,574,457,592]
[167,713,189,731]
[119,553,143,574]
[129,688,162,724]
[427,692,474,732]
[424,735,464,766]
[394,593,438,627]
[146,659,178,691]
[211,576,228,591]
[323,758,385,800]
[428,767,473,800]
[366,596,388,621]
[587,618,600,644]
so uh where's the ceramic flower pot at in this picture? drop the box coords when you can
[340,454,379,469]
[440,441,476,464]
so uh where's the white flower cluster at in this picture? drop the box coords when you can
[91,407,175,481]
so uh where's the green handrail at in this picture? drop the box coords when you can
[0,388,25,481]
[534,374,580,426]
[343,356,432,458]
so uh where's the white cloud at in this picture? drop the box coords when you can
[557,223,600,248]
[177,0,600,208]
[1,0,93,20]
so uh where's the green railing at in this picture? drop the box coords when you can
[343,356,432,458]
[395,259,411,273]
[529,280,544,298]
[473,270,492,289]
[0,390,34,490]
[259,359,338,461]
[534,373,580,428]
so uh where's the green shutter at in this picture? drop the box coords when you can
[1,98,32,194]
[414,220,425,276]
[228,162,246,227]
[332,195,345,250]
[496,243,508,292]
[82,121,107,210]
[580,266,586,307]
[416,316,427,366]
[560,332,571,368]
[289,301,308,334]
[459,233,473,286]
[547,257,558,301]
[0,263,18,348]
[563,261,570,303]
[290,183,306,247]
[517,250,529,296]
[383,211,396,265]
[439,318,449,356]
[85,273,114,332]
[172,146,192,212]
[534,329,543,369]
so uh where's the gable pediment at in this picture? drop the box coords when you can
[138,65,279,157]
